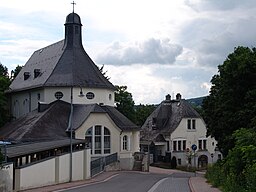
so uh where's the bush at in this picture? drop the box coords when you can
[206,161,225,187]
[245,163,256,192]
[206,128,256,191]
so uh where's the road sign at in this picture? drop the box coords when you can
[191,144,197,151]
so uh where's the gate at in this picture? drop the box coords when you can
[90,153,118,177]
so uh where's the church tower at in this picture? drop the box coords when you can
[7,11,116,119]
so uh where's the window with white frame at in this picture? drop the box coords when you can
[187,119,196,130]
[104,128,111,153]
[173,139,186,151]
[85,125,111,155]
[123,135,128,150]
[198,139,207,150]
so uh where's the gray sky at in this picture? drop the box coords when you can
[1,0,256,104]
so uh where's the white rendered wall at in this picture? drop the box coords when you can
[75,113,121,157]
[18,158,55,190]
[44,87,115,106]
[11,86,115,119]
[14,149,91,191]
[58,154,70,183]
[10,89,44,119]
[0,163,13,192]
[170,118,220,166]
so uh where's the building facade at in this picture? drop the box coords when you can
[2,11,140,171]
[140,94,222,168]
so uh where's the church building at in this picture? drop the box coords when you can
[1,11,140,172]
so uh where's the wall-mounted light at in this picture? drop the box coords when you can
[78,86,85,97]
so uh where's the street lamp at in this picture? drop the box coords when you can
[147,120,152,171]
[68,86,84,182]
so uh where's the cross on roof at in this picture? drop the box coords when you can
[71,1,76,13]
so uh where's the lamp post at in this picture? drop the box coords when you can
[68,87,74,182]
[191,144,197,176]
[68,86,85,182]
[147,120,152,171]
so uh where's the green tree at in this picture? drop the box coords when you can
[134,104,156,126]
[115,85,135,122]
[206,128,256,191]
[11,65,23,80]
[0,62,11,127]
[202,46,256,156]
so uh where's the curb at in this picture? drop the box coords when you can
[188,177,196,192]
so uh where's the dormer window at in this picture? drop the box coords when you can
[34,69,41,78]
[24,72,30,80]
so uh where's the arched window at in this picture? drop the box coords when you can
[85,126,111,155]
[123,135,128,150]
[104,127,111,154]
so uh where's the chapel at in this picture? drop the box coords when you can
[1,11,140,171]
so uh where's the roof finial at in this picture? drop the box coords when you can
[71,1,76,13]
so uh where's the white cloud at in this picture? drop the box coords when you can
[0,39,51,68]
[1,0,256,104]
[96,38,183,65]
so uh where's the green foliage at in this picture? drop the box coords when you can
[134,104,156,126]
[206,161,226,187]
[202,46,256,156]
[115,85,135,122]
[11,65,23,80]
[206,128,256,191]
[0,63,8,77]
[115,86,156,126]
[0,63,11,127]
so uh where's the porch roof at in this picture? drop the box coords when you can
[5,138,85,158]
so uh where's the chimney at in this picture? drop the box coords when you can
[176,93,181,100]
[165,94,171,101]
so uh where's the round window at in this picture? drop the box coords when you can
[86,92,95,99]
[55,92,64,100]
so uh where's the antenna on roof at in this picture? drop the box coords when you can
[71,1,76,13]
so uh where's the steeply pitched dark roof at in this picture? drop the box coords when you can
[7,12,115,93]
[101,106,139,131]
[0,101,139,143]
[70,104,139,131]
[0,100,70,143]
[140,98,202,142]
[8,40,65,92]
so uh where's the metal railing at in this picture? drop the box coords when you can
[90,153,118,177]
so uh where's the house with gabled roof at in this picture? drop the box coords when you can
[140,93,222,168]
[0,11,140,190]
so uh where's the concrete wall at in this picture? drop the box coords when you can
[119,152,134,170]
[14,149,91,191]
[0,163,13,192]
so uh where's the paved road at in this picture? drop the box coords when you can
[60,172,194,192]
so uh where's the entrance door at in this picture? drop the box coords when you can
[198,155,208,168]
